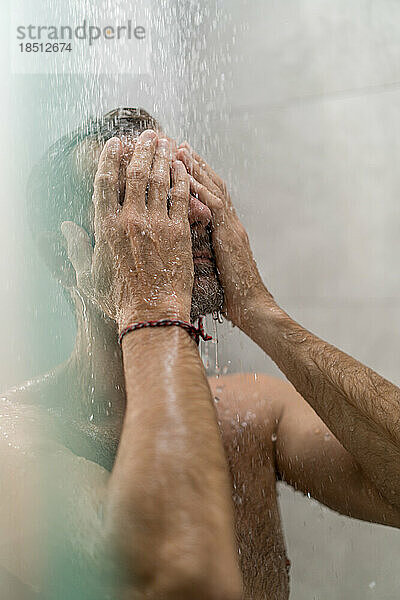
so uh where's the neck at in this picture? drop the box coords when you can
[64,289,126,424]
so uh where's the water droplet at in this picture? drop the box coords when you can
[271,432,277,442]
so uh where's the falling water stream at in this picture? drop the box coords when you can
[6,2,235,596]
[3,1,400,598]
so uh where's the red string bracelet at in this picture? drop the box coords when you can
[118,316,213,346]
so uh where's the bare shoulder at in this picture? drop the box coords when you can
[0,393,56,454]
[0,395,109,590]
[0,393,109,486]
[209,371,297,398]
[208,371,297,416]
[207,372,299,442]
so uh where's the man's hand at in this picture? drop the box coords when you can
[177,143,400,525]
[61,131,242,598]
[63,130,194,332]
[176,143,268,328]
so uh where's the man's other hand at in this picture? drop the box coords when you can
[177,143,269,328]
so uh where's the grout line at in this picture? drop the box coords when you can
[204,79,400,123]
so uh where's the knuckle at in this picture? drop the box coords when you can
[210,181,222,197]
[125,214,145,236]
[154,216,168,230]
[159,222,171,238]
[213,197,224,211]
[220,180,228,195]
[149,171,167,189]
[127,163,146,184]
[95,171,115,191]
[172,186,189,203]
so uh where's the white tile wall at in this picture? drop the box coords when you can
[195,2,400,597]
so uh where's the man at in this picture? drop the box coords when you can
[2,107,400,600]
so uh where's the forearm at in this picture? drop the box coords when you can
[106,326,241,599]
[241,292,400,507]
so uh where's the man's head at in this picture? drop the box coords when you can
[28,107,224,323]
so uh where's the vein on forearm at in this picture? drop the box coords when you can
[247,301,400,505]
[303,332,400,447]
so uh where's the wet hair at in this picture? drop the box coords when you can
[27,107,160,249]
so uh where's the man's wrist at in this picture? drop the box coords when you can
[236,287,281,333]
[118,306,192,335]
[120,320,198,362]
[239,290,313,361]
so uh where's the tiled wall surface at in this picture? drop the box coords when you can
[195,2,400,598]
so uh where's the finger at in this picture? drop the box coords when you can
[124,129,158,213]
[176,147,221,198]
[93,137,122,218]
[118,137,138,206]
[147,138,170,216]
[188,193,213,227]
[189,176,224,216]
[178,143,225,192]
[169,160,190,221]
[166,136,178,159]
[61,221,93,285]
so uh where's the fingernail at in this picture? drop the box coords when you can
[141,129,157,142]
